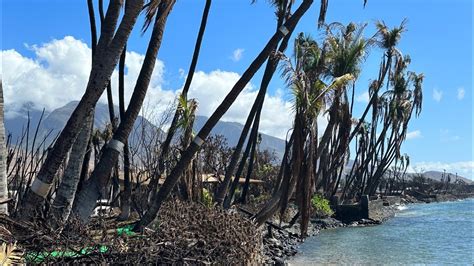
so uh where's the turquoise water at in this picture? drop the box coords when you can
[289,198,474,265]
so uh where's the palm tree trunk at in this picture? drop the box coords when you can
[99,0,120,205]
[71,0,176,224]
[0,81,9,215]
[225,124,257,208]
[50,0,98,227]
[117,48,132,221]
[50,113,93,227]
[78,0,99,192]
[19,0,143,219]
[134,0,314,232]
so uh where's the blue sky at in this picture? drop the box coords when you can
[1,0,473,179]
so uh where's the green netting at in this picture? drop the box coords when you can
[25,245,108,262]
[25,225,135,262]
[116,224,136,236]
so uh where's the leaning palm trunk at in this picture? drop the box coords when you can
[19,0,143,219]
[134,0,315,232]
[50,114,93,228]
[71,0,176,224]
[0,81,8,215]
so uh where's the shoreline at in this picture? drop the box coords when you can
[261,193,474,264]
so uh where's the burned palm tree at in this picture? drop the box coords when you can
[343,50,423,200]
[253,33,356,237]
[0,81,8,215]
[314,22,372,198]
[20,0,144,219]
[146,0,212,201]
[176,96,200,201]
[219,0,295,208]
[71,0,177,224]
[134,0,317,232]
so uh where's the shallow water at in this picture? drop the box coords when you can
[289,198,474,265]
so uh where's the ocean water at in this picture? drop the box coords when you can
[289,198,474,265]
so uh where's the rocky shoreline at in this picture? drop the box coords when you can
[262,193,474,264]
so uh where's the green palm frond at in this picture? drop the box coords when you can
[177,95,198,131]
[375,18,407,50]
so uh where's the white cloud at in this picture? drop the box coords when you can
[187,70,298,139]
[356,91,369,103]
[457,87,465,100]
[1,36,174,120]
[406,130,422,140]
[411,161,474,180]
[231,48,244,62]
[432,88,443,102]
[2,36,310,139]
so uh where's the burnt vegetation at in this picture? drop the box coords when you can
[0,0,472,264]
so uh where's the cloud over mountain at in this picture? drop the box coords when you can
[1,36,299,139]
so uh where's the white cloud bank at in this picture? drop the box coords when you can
[1,36,173,120]
[1,36,302,139]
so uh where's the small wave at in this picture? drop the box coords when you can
[397,204,408,211]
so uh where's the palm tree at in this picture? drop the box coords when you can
[134,0,316,232]
[20,0,144,219]
[117,46,132,220]
[49,0,99,227]
[349,19,407,142]
[220,0,294,208]
[147,0,212,199]
[253,31,357,236]
[72,0,176,223]
[0,80,8,216]
[314,22,371,197]
[50,114,93,227]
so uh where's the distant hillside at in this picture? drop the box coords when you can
[193,116,286,159]
[10,103,470,185]
[5,102,287,159]
[4,101,158,147]
[421,171,473,184]
[342,161,473,185]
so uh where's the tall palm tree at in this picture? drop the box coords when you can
[98,0,122,202]
[221,0,293,208]
[117,46,132,220]
[348,19,407,142]
[147,0,212,199]
[135,0,316,232]
[253,31,356,236]
[314,22,371,197]
[49,0,99,227]
[20,0,144,219]
[50,115,93,227]
[72,0,176,223]
[0,81,8,216]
